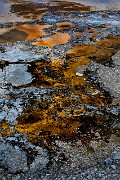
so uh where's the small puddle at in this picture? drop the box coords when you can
[32,32,71,47]
[0,24,52,42]
[0,28,28,43]
[17,24,52,40]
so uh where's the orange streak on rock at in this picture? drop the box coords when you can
[23,13,45,21]
[17,24,52,40]
[32,32,71,47]
[87,28,95,33]
[56,22,75,30]
[87,27,103,35]
[76,32,83,37]
[0,120,13,137]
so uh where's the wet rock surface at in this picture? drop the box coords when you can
[0,142,28,174]
[0,134,120,179]
[0,0,120,179]
[88,61,120,100]
[0,64,32,86]
[0,135,49,178]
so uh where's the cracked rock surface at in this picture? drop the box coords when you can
[0,0,120,179]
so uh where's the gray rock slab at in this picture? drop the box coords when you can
[97,64,120,99]
[0,86,51,124]
[87,51,120,99]
[0,44,46,63]
[0,64,32,86]
[0,142,28,174]
[112,152,120,160]
[112,51,120,66]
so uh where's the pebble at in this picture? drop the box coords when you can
[111,165,116,170]
[76,72,83,76]
[112,152,120,160]
[104,158,113,165]
[12,175,21,180]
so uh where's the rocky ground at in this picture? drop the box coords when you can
[0,0,120,179]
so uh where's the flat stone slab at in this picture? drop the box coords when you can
[0,43,46,63]
[0,64,32,86]
[0,142,28,173]
[87,52,120,100]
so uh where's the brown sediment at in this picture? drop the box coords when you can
[15,108,81,145]
[95,25,107,29]
[15,102,110,149]
[10,0,46,20]
[87,28,103,35]
[0,120,13,137]
[22,13,44,21]
[10,0,91,20]
[0,27,12,35]
[0,0,91,24]
[0,24,52,43]
[14,36,120,147]
[56,22,75,30]
[95,32,103,35]
[76,32,83,38]
[87,28,96,34]
[0,28,28,43]
[66,36,120,62]
[48,1,91,12]
[17,24,52,40]
[15,87,113,147]
[32,32,71,47]
[28,60,65,86]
